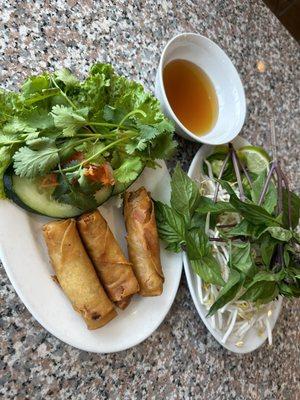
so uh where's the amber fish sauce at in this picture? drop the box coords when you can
[163,59,218,136]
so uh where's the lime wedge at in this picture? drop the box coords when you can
[237,146,271,174]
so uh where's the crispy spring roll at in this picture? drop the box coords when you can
[77,210,139,309]
[124,187,164,296]
[43,219,117,329]
[115,296,132,310]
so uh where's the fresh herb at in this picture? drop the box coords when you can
[155,147,300,316]
[206,270,243,317]
[0,64,176,210]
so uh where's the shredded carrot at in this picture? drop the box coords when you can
[40,174,58,188]
[84,163,115,186]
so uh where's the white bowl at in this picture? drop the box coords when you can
[155,33,246,145]
[183,136,282,353]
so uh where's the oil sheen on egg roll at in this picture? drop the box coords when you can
[77,210,140,309]
[124,187,164,296]
[43,219,117,329]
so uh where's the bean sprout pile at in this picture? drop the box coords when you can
[196,159,277,347]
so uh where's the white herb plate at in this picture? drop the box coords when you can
[184,136,282,353]
[0,161,182,353]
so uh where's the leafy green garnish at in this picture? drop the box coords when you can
[0,63,175,203]
[207,270,243,316]
[51,105,89,137]
[251,169,277,213]
[264,226,293,242]
[13,141,59,178]
[195,197,235,214]
[155,201,186,253]
[282,189,300,229]
[260,234,277,266]
[239,281,279,304]
[156,158,300,316]
[218,179,281,227]
[191,257,225,287]
[170,163,201,223]
[230,242,255,276]
[114,157,142,184]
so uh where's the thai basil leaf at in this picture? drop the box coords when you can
[189,212,207,230]
[207,270,243,316]
[251,269,286,283]
[225,219,265,239]
[286,263,300,280]
[186,228,209,260]
[218,179,281,227]
[230,242,255,276]
[239,281,279,304]
[282,189,300,229]
[195,197,235,214]
[154,201,186,253]
[283,251,289,269]
[190,255,225,286]
[170,163,201,222]
[260,234,277,266]
[264,226,293,242]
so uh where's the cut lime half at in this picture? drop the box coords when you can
[237,146,271,174]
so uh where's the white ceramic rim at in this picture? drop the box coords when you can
[158,32,246,145]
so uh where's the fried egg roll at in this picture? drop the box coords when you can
[115,296,132,310]
[77,210,139,308]
[124,187,164,296]
[43,219,116,329]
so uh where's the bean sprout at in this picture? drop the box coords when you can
[195,158,278,347]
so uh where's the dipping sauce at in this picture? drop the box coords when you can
[163,59,218,136]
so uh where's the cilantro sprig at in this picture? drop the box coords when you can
[155,151,300,316]
[0,63,176,207]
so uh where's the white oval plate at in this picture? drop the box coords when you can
[184,137,282,353]
[0,161,182,353]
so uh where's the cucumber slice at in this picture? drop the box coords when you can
[4,174,113,218]
[4,174,81,218]
[112,166,145,196]
[94,185,113,203]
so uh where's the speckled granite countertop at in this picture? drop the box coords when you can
[0,1,299,399]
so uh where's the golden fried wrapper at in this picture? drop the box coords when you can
[43,219,117,329]
[115,296,132,310]
[77,210,139,308]
[124,187,164,296]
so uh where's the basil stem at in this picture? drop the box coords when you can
[238,156,253,186]
[258,162,276,206]
[277,163,292,228]
[231,145,245,201]
[213,152,230,203]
